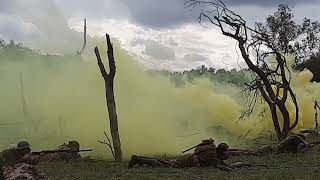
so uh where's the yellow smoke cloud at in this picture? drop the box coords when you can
[0,40,319,159]
[291,69,320,130]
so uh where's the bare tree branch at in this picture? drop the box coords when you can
[186,0,300,141]
[98,131,115,159]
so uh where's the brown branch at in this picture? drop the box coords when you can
[106,34,116,78]
[256,80,272,104]
[94,47,108,78]
[288,87,299,131]
[98,131,115,159]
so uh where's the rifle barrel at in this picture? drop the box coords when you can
[31,149,93,155]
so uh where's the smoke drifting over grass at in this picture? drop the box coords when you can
[0,38,319,159]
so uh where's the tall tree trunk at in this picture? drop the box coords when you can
[278,103,290,140]
[105,81,122,161]
[270,104,282,141]
[316,105,319,128]
[94,34,122,161]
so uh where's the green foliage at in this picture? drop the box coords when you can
[150,65,252,88]
[256,4,320,63]
[0,38,81,66]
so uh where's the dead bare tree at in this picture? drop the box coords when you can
[185,0,299,141]
[76,18,87,56]
[94,34,122,161]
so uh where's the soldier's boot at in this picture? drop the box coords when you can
[128,155,139,168]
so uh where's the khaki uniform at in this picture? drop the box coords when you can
[0,148,34,165]
[36,143,81,163]
[193,143,218,167]
[129,140,220,168]
[276,135,307,153]
[228,135,307,156]
[301,144,320,153]
[175,153,195,168]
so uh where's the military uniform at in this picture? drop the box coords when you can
[228,134,309,156]
[0,141,35,166]
[37,141,81,162]
[128,139,228,169]
[193,140,218,167]
[275,134,308,153]
[174,153,195,168]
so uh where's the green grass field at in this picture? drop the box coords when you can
[36,152,320,180]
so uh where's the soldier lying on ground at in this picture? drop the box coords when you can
[32,140,82,162]
[0,141,35,166]
[128,138,241,171]
[0,140,89,166]
[228,134,309,156]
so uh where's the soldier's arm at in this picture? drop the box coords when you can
[275,136,291,150]
[293,135,309,147]
[20,154,39,165]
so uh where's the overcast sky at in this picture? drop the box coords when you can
[0,0,319,70]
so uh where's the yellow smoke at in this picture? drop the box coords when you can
[0,40,319,159]
[291,69,320,130]
[253,57,320,133]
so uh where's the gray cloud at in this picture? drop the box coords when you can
[168,37,178,46]
[0,0,95,54]
[132,39,176,60]
[119,0,194,28]
[1,0,320,59]
[0,14,40,42]
[117,0,320,28]
[3,0,318,35]
[226,0,318,6]
[183,53,208,62]
[52,0,129,20]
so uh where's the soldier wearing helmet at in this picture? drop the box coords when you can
[55,140,81,161]
[128,138,232,170]
[0,141,33,165]
[37,140,82,162]
[228,134,310,156]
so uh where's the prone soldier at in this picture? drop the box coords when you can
[0,140,91,166]
[32,140,92,163]
[128,138,234,171]
[0,141,36,165]
[228,134,309,156]
[35,140,81,162]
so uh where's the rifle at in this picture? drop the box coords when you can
[31,149,92,155]
[182,139,214,153]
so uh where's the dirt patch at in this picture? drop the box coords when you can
[4,163,47,180]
